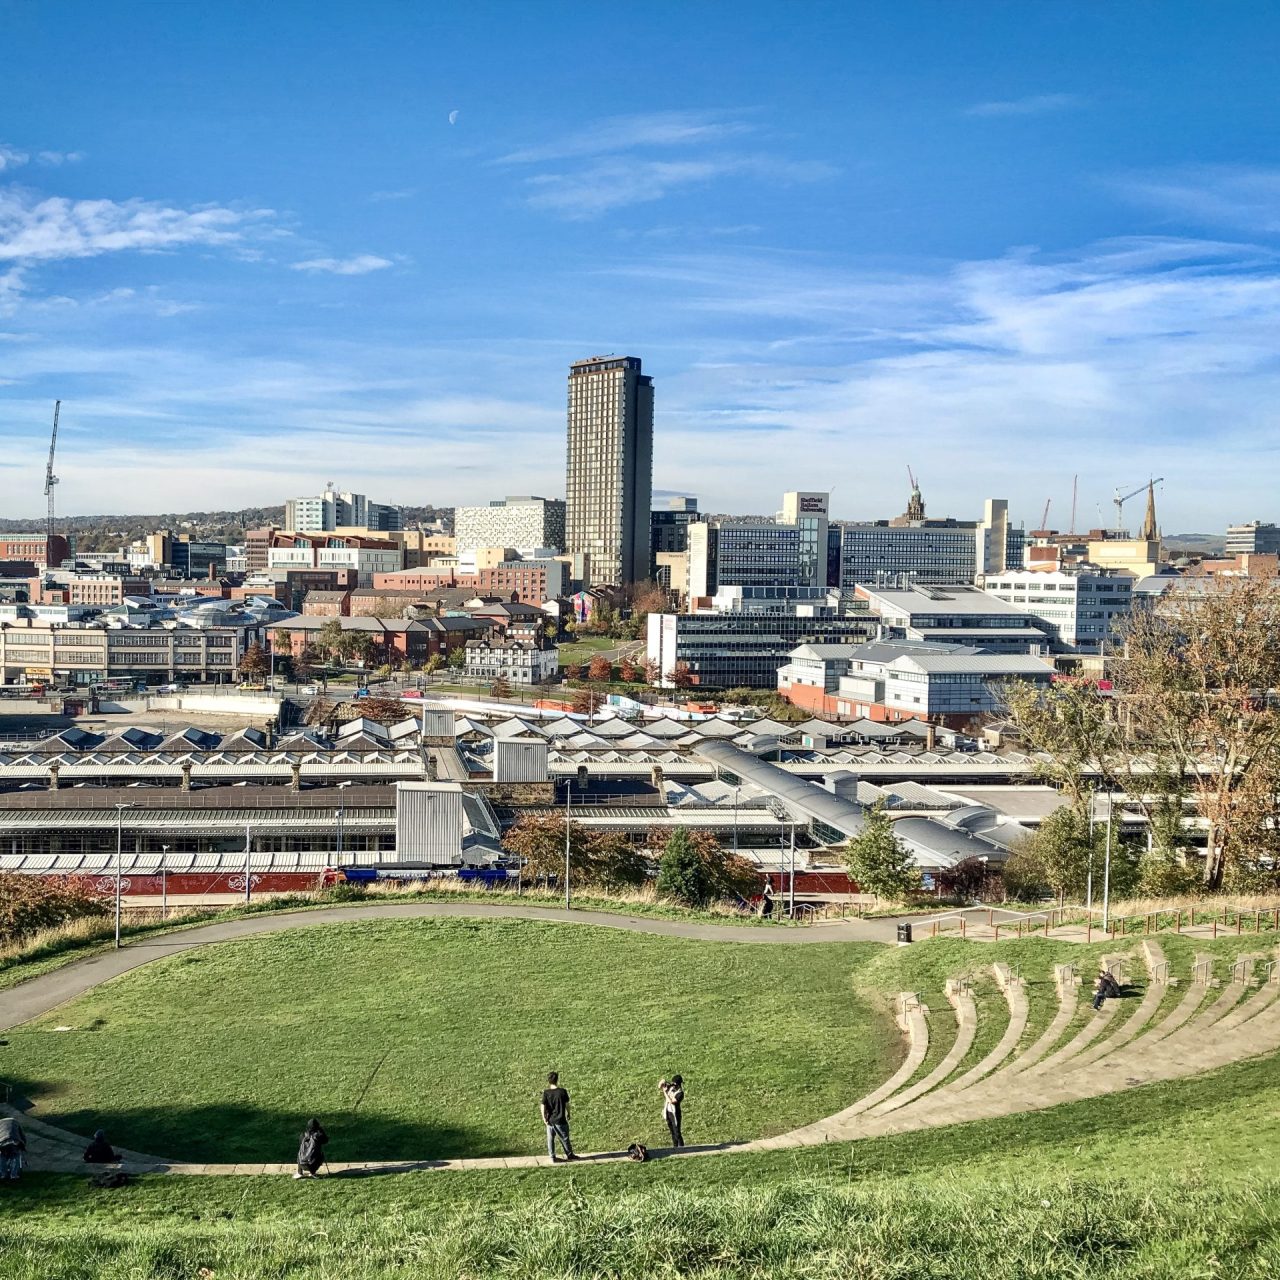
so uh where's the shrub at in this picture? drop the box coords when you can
[653,827,757,907]
[0,873,107,944]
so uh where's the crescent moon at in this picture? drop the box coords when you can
[448,110,459,125]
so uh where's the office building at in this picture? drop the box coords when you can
[285,486,403,534]
[455,496,566,555]
[565,355,653,586]
[981,569,1134,655]
[647,609,876,689]
[855,583,1050,653]
[688,491,829,600]
[651,497,701,556]
[0,534,71,570]
[1226,522,1280,557]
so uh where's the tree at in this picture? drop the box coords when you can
[1115,577,1280,890]
[317,619,345,663]
[572,686,603,717]
[294,645,319,683]
[347,632,378,667]
[543,621,560,644]
[0,872,106,944]
[587,655,613,682]
[670,662,694,690]
[490,676,513,701]
[999,678,1115,814]
[422,653,444,684]
[447,645,467,671]
[500,814,595,884]
[238,641,268,683]
[842,800,919,902]
[619,658,638,683]
[1001,805,1100,902]
[630,580,669,619]
[652,827,758,907]
[564,663,582,679]
[367,595,409,620]
[642,659,660,686]
[588,830,650,892]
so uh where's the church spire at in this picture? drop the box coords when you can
[1139,479,1158,541]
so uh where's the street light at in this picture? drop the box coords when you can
[114,802,133,948]
[243,822,253,905]
[732,786,741,854]
[1102,794,1114,933]
[564,776,573,911]
[161,844,170,919]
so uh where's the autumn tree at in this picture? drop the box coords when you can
[367,595,409,620]
[294,645,319,683]
[447,645,467,670]
[629,580,669,618]
[651,826,758,907]
[572,686,603,717]
[670,662,694,690]
[501,815,648,891]
[642,659,660,686]
[422,653,444,684]
[587,655,613,682]
[238,642,268,683]
[564,663,582,680]
[317,619,346,663]
[1114,577,1280,890]
[842,800,919,902]
[619,658,638,683]
[490,676,513,701]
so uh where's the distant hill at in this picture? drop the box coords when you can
[1163,532,1226,555]
[0,505,453,553]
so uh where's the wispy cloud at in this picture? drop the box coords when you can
[525,156,830,219]
[290,253,394,275]
[0,144,29,171]
[368,189,415,203]
[0,144,86,170]
[1117,164,1280,235]
[498,110,753,165]
[0,190,275,263]
[36,150,86,166]
[965,93,1084,118]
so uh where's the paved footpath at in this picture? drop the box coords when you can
[0,900,917,1033]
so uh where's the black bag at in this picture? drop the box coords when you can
[626,1142,649,1163]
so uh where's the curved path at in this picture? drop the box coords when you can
[0,901,904,1033]
[7,903,1280,1178]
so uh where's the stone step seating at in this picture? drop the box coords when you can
[770,942,1280,1147]
[12,947,1280,1175]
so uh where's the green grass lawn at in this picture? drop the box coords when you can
[6,921,1280,1278]
[557,636,618,665]
[1,918,896,1163]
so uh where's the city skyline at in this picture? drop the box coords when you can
[2,3,1280,529]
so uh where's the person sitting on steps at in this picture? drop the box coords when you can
[0,1116,26,1181]
[1092,967,1121,1011]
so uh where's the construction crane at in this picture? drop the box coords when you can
[1038,498,1052,532]
[44,400,61,544]
[906,465,917,491]
[1069,474,1078,536]
[1113,477,1163,531]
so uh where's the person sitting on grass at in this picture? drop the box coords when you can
[82,1129,119,1164]
[294,1118,329,1179]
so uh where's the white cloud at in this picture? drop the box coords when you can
[525,156,832,220]
[289,253,394,275]
[965,93,1084,118]
[1117,165,1280,235]
[0,190,274,263]
[36,150,86,166]
[499,110,753,165]
[0,144,30,171]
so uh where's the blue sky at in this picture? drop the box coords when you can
[2,1,1279,531]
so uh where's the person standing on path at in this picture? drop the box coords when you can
[659,1075,685,1149]
[760,882,774,919]
[541,1072,578,1163]
[0,1116,26,1180]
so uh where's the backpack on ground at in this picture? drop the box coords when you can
[626,1142,649,1163]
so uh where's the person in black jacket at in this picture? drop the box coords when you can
[294,1118,328,1179]
[1092,967,1121,1010]
[83,1130,119,1164]
[0,1116,25,1180]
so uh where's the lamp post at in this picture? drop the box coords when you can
[1102,795,1114,933]
[161,844,170,919]
[564,777,572,911]
[244,822,252,905]
[335,805,345,867]
[788,822,797,919]
[1086,786,1095,913]
[732,786,741,854]
[113,802,132,948]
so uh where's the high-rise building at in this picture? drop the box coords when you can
[565,355,653,586]
[455,496,566,553]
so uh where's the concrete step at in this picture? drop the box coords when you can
[865,988,977,1118]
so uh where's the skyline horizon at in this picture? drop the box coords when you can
[4,4,1279,531]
